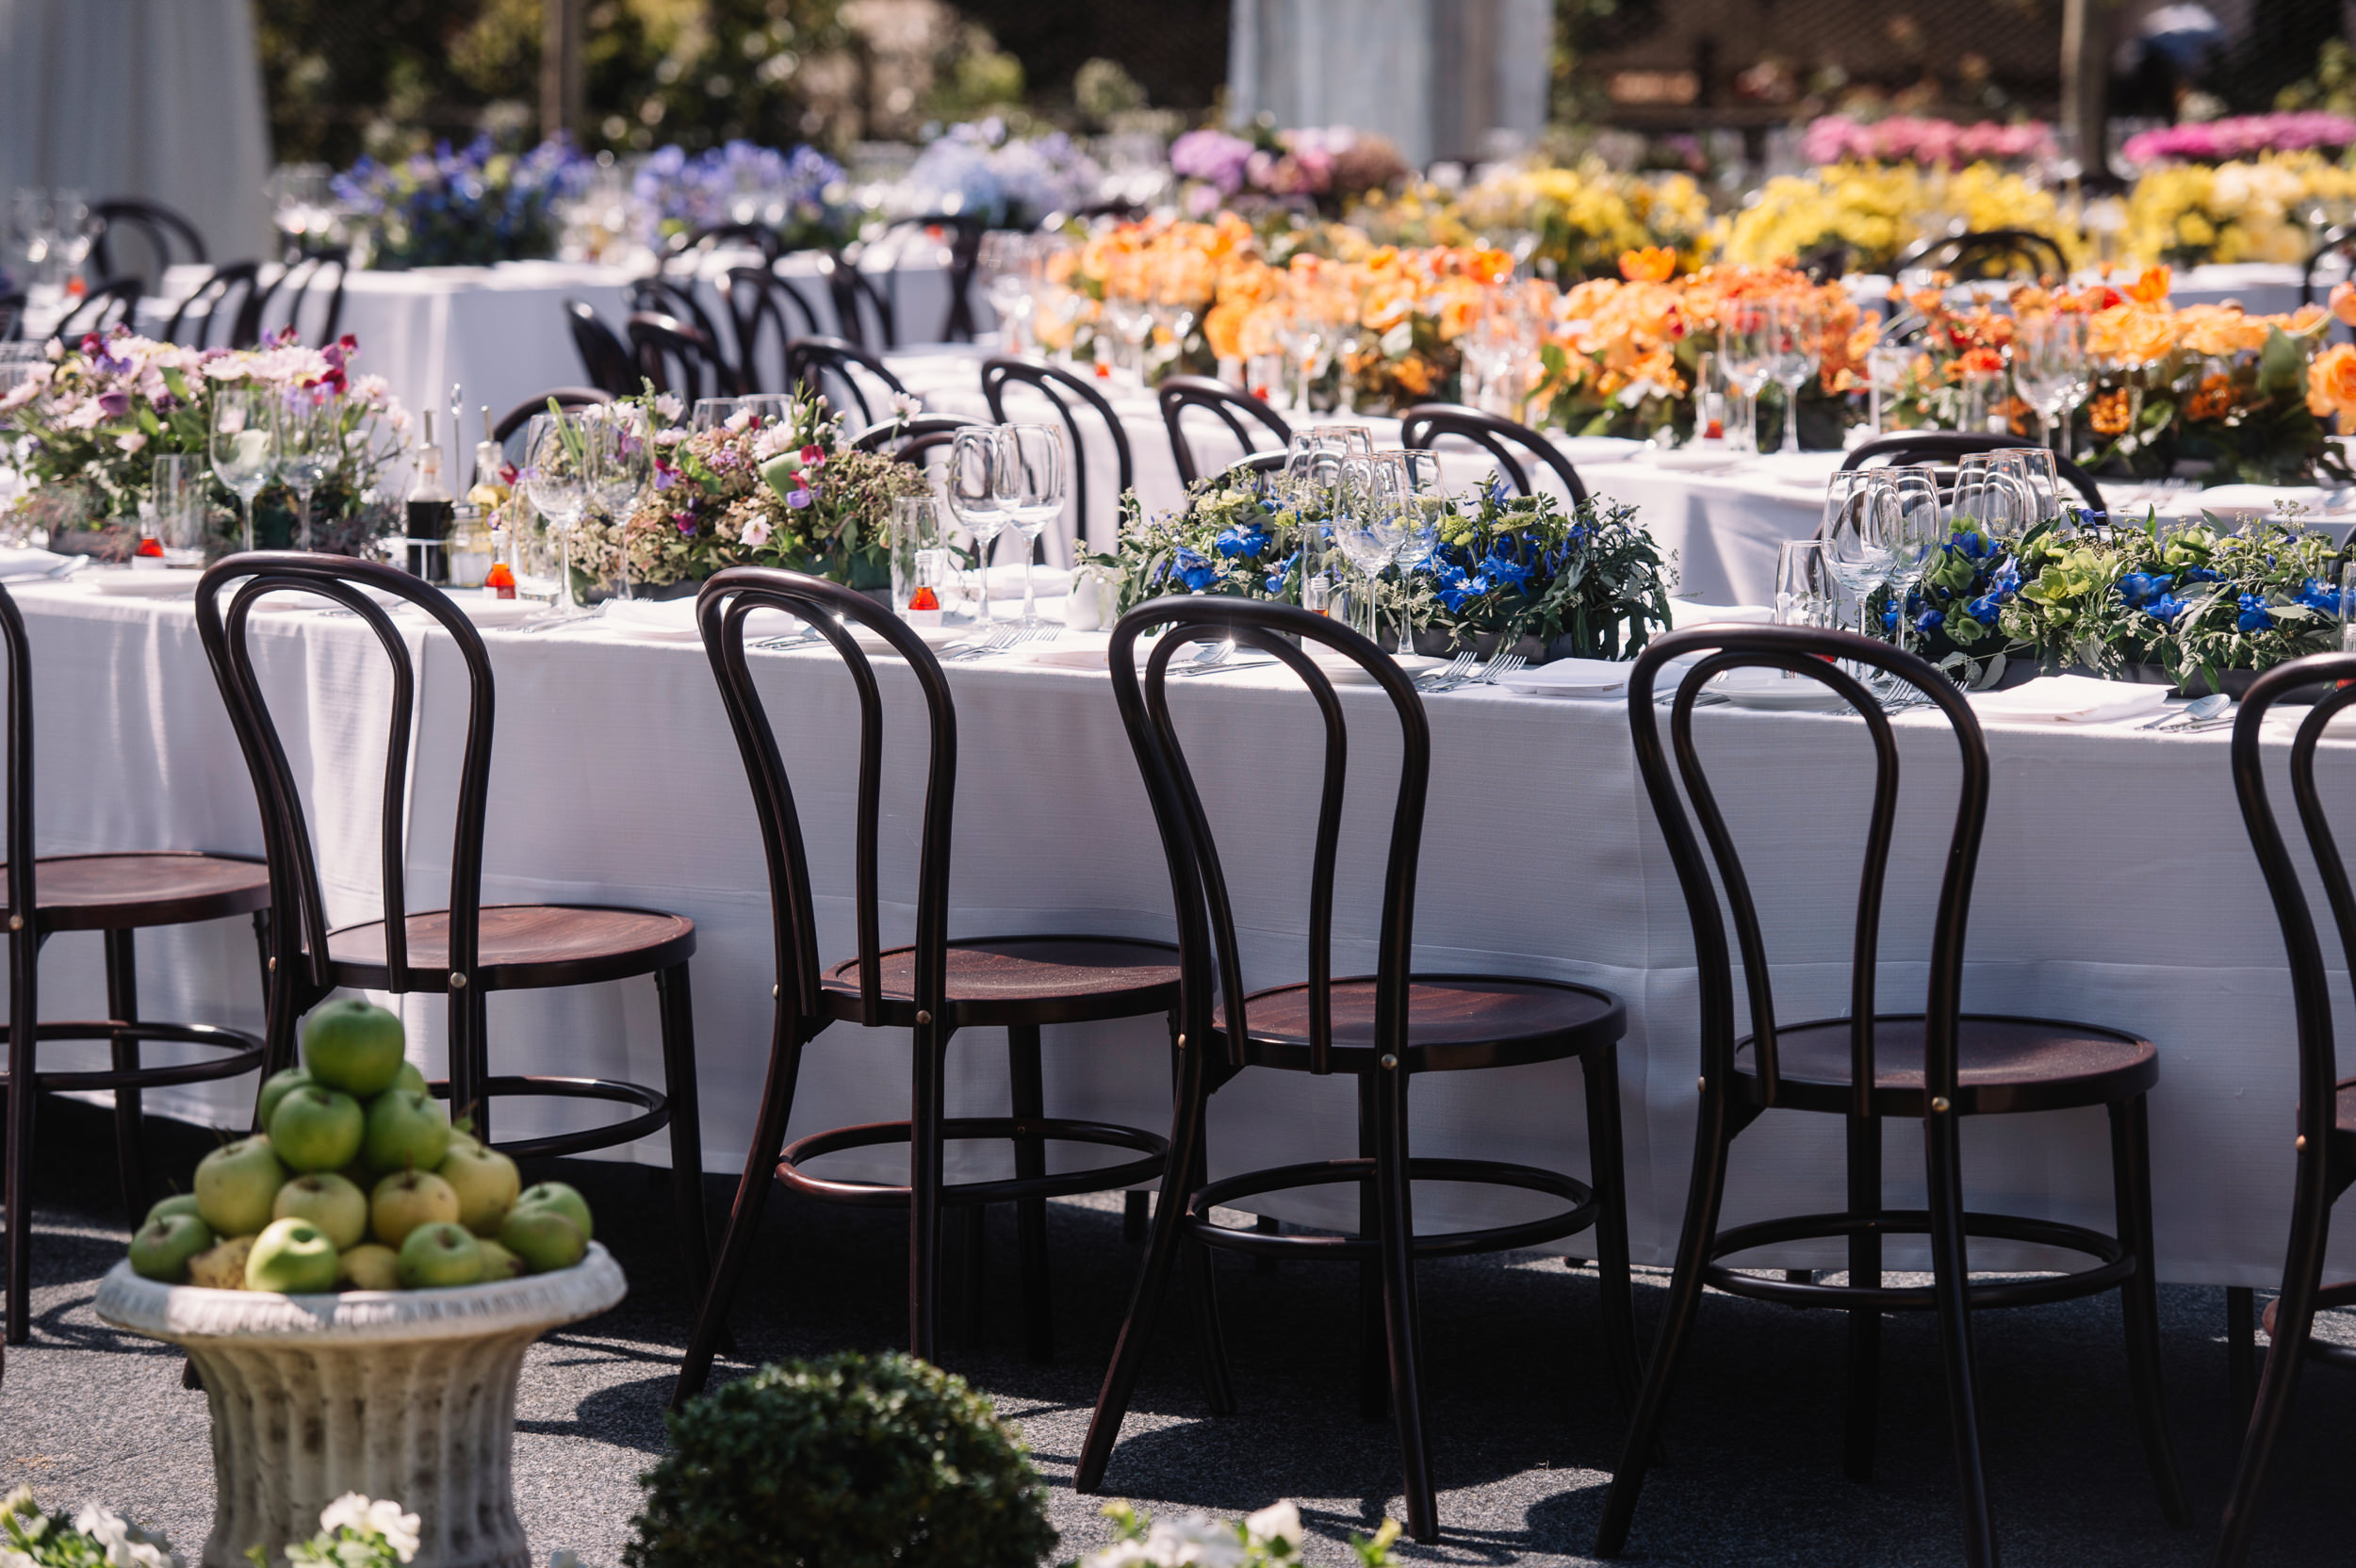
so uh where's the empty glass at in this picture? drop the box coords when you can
[890,496,948,620]
[1994,447,2064,526]
[275,389,337,549]
[1332,451,1410,643]
[1775,537,1837,629]
[1717,305,1774,455]
[1824,471,1899,645]
[209,386,275,552]
[583,405,650,598]
[1767,299,1822,455]
[151,454,207,565]
[946,429,1006,625]
[691,398,741,432]
[1000,423,1066,628]
[520,411,592,619]
[2012,313,2089,454]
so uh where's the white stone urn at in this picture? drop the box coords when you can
[95,1245,626,1568]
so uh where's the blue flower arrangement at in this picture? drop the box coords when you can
[334,137,589,270]
[632,141,851,253]
[902,119,1104,228]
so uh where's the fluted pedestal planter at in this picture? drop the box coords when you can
[95,1245,626,1568]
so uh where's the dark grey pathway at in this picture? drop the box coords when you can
[0,1099,2346,1566]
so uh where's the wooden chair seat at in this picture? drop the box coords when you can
[1219,974,1624,1074]
[1733,1013,2157,1118]
[821,936,1178,1029]
[1,852,270,931]
[327,904,696,991]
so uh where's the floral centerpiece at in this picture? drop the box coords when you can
[902,119,1104,228]
[1532,256,1867,445]
[1070,1501,1399,1568]
[0,329,407,554]
[1718,162,2080,273]
[1086,467,1674,659]
[333,136,589,270]
[597,388,928,592]
[2122,113,2356,166]
[1170,124,1411,219]
[1431,162,1712,282]
[632,140,851,253]
[2120,152,2356,266]
[1800,116,2057,169]
[1887,512,2349,691]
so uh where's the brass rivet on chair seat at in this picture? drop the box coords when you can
[267,956,276,971]
[915,1009,931,1025]
[450,972,466,988]
[1931,1096,1951,1113]
[1175,1033,1186,1050]
[1696,1075,1706,1093]
[1381,1054,1399,1070]
[6,914,20,931]
[771,983,777,999]
[2297,1135,2308,1151]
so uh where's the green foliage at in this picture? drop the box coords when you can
[625,1352,1055,1568]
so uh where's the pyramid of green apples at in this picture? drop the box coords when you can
[128,1000,597,1294]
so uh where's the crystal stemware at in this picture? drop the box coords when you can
[1717,305,1774,456]
[1001,423,1065,629]
[521,411,593,620]
[274,389,336,550]
[946,429,1006,626]
[1333,452,1409,644]
[1768,298,1822,456]
[209,386,276,552]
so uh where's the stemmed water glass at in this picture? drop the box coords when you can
[275,389,336,550]
[1881,468,1943,649]
[1767,299,1822,456]
[587,405,650,599]
[1717,305,1774,456]
[1332,452,1410,643]
[2013,313,2089,455]
[947,429,1006,626]
[521,411,593,620]
[1000,423,1065,629]
[1824,470,1898,659]
[209,386,275,552]
[1391,449,1447,651]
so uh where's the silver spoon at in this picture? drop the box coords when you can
[2140,693,2229,730]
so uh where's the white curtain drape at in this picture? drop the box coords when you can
[0,0,272,268]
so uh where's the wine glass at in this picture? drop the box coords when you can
[1881,468,1943,646]
[691,398,741,432]
[1389,449,1447,651]
[946,429,1006,626]
[1775,538,1837,629]
[521,411,592,619]
[209,386,275,552]
[1333,452,1410,643]
[1995,447,2064,528]
[587,405,650,599]
[1824,470,1898,649]
[1767,298,1822,456]
[275,389,336,550]
[2014,313,2088,455]
[999,423,1065,629]
[1717,305,1774,455]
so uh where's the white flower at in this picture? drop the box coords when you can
[741,515,773,550]
[70,1506,180,1568]
[115,431,147,453]
[653,392,683,422]
[1141,1515,1245,1568]
[1242,1501,1301,1547]
[750,423,795,462]
[1076,1544,1153,1568]
[723,408,756,433]
[319,1495,419,1563]
[888,390,924,421]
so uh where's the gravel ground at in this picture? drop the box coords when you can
[1,1097,2348,1567]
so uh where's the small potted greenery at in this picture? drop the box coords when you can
[627,1352,1055,1568]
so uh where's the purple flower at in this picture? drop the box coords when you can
[96,390,130,417]
[786,487,811,510]
[1170,129,1254,196]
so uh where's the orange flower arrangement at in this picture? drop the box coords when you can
[2306,341,2356,426]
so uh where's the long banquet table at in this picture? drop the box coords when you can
[21,571,2356,1286]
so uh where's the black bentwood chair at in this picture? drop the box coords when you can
[193,555,713,1286]
[565,299,640,399]
[672,569,1179,1401]
[1594,625,2188,1567]
[2217,652,2356,1566]
[1158,376,1293,486]
[1891,228,2071,282]
[0,582,270,1348]
[783,335,906,428]
[982,356,1134,564]
[1077,598,1636,1545]
[1399,403,1590,505]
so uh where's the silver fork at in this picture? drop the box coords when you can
[1469,652,1527,687]
[1415,652,1479,692]
[939,624,1023,662]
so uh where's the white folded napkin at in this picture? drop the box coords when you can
[1968,675,2170,726]
[1667,599,1775,629]
[1496,658,1639,698]
[601,597,703,640]
[0,546,69,580]
[973,563,1073,599]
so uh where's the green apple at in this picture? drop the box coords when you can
[397,1222,484,1288]
[268,1086,365,1173]
[436,1141,520,1236]
[392,1060,429,1096]
[362,1089,450,1175]
[474,1238,526,1280]
[128,1213,215,1282]
[336,1243,401,1292]
[302,999,407,1098]
[272,1172,368,1250]
[498,1204,586,1274]
[511,1181,593,1241]
[143,1193,203,1229]
[245,1217,339,1294]
[369,1169,460,1249]
[255,1067,315,1128]
[194,1136,287,1238]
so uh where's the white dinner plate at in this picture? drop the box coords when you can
[1317,650,1448,686]
[89,568,202,596]
[1496,657,1634,698]
[444,593,543,627]
[1710,666,1855,711]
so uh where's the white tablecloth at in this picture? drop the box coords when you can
[17,574,2356,1286]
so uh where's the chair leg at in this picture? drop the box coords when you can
[450,979,487,1146]
[2216,1150,2335,1567]
[653,964,714,1305]
[1371,1061,1437,1544]
[957,1205,987,1348]
[1077,1040,1218,1494]
[1581,1044,1641,1413]
[1123,1189,1148,1242]
[1007,1021,1054,1363]
[1357,1069,1389,1420]
[1184,1062,1236,1417]
[2108,1096,2190,1527]
[672,1021,810,1410]
[1595,1093,1747,1558]
[5,927,36,1348]
[908,1020,950,1362]
[1844,1112,1884,1484]
[2225,1287,2257,1428]
[103,930,146,1228]
[1923,1106,1998,1568]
